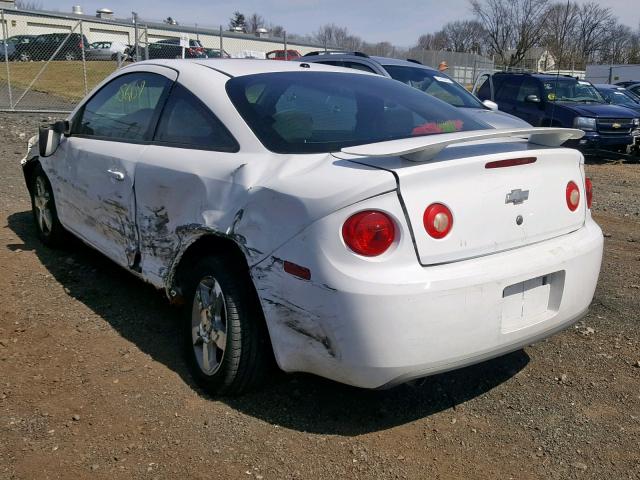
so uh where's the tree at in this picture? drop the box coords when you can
[574,2,613,66]
[542,1,579,68]
[15,0,43,9]
[229,11,246,31]
[417,31,448,51]
[314,24,349,49]
[246,13,265,34]
[470,0,550,66]
[442,20,486,53]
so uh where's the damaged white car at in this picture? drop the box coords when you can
[23,59,603,394]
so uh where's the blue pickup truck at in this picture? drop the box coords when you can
[473,72,640,154]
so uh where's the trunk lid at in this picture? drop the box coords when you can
[336,140,586,265]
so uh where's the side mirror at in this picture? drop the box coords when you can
[483,99,498,111]
[525,94,541,103]
[38,120,68,157]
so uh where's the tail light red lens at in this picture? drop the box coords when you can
[342,210,395,256]
[585,178,593,209]
[566,181,580,211]
[423,203,453,239]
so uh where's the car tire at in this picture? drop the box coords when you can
[182,255,272,395]
[19,52,31,62]
[64,52,77,61]
[30,166,67,247]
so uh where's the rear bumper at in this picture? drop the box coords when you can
[254,217,603,389]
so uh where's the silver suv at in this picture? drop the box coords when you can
[299,52,530,129]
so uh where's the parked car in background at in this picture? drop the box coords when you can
[2,35,35,60]
[299,52,530,128]
[266,49,301,60]
[14,33,89,61]
[204,48,230,58]
[1,38,16,61]
[85,41,127,61]
[620,83,640,98]
[473,72,640,154]
[25,59,603,395]
[147,39,206,59]
[614,81,640,89]
[594,84,640,114]
[594,84,640,155]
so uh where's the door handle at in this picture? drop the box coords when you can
[107,169,125,181]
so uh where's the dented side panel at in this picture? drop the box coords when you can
[42,136,140,268]
[133,145,396,291]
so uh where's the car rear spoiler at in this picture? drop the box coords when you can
[340,127,584,162]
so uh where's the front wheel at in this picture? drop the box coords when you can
[30,166,67,247]
[182,256,272,395]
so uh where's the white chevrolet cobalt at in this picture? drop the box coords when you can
[23,59,603,394]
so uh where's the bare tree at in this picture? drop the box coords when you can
[417,31,448,51]
[574,2,613,66]
[542,1,579,69]
[15,0,43,9]
[442,20,486,53]
[246,13,265,34]
[470,0,549,66]
[314,24,350,49]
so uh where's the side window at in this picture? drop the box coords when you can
[495,77,522,103]
[72,72,171,141]
[154,84,239,152]
[343,61,376,73]
[476,74,491,99]
[516,78,541,102]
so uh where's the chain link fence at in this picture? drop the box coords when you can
[0,8,322,113]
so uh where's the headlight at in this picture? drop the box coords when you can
[573,117,597,131]
[633,118,640,127]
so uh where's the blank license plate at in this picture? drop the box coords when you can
[501,276,551,333]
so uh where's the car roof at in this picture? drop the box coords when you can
[299,52,438,72]
[128,59,375,78]
[370,56,437,71]
[594,83,625,89]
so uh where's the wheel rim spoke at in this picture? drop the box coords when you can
[191,275,228,376]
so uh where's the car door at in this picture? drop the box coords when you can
[133,82,242,284]
[513,78,545,126]
[54,67,176,268]
[494,76,523,117]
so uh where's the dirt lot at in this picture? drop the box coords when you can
[0,113,639,480]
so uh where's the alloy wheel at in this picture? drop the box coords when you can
[191,275,228,376]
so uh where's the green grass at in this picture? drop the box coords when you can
[0,61,118,101]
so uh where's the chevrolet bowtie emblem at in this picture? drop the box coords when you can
[612,123,622,128]
[505,189,529,205]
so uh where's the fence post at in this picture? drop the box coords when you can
[284,31,287,60]
[132,11,138,61]
[219,25,223,56]
[1,8,13,110]
[144,25,149,60]
[79,20,88,96]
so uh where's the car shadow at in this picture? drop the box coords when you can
[6,209,530,435]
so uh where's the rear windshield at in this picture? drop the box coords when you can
[226,72,489,154]
[383,65,484,108]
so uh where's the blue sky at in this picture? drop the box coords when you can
[39,0,640,46]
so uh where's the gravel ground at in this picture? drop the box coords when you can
[0,113,639,480]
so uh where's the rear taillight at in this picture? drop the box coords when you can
[566,181,580,211]
[585,178,593,209]
[423,203,453,239]
[342,210,395,256]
